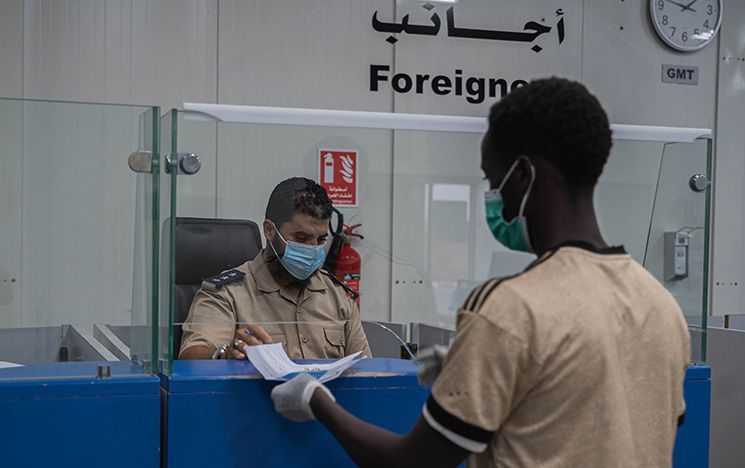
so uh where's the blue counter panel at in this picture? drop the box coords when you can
[0,361,160,468]
[165,360,711,468]
[673,365,711,468]
[164,358,427,468]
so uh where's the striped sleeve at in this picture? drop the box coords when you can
[462,278,500,312]
[422,396,492,453]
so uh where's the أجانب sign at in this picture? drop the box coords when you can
[368,5,568,103]
[318,149,359,207]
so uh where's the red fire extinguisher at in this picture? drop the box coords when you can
[333,224,363,305]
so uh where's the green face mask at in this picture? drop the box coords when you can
[484,158,535,253]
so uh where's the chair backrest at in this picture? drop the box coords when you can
[165,217,262,356]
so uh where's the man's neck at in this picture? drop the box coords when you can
[529,197,608,257]
[263,250,306,300]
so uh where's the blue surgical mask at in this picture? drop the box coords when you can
[269,224,327,280]
[484,158,536,253]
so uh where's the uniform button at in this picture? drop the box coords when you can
[301,336,309,343]
[341,339,345,345]
[297,308,303,314]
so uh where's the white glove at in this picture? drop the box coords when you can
[417,344,449,387]
[270,373,336,422]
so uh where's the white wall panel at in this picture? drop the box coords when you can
[0,0,24,98]
[0,100,23,327]
[711,0,745,316]
[23,0,218,111]
[129,0,217,110]
[582,0,718,128]
[217,0,395,111]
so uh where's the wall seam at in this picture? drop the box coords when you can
[215,0,220,216]
[19,0,26,326]
[388,0,397,323]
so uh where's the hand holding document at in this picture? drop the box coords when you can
[244,343,362,383]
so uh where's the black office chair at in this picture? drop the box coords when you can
[166,217,263,357]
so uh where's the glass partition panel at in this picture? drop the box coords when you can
[162,106,711,370]
[642,139,711,362]
[158,110,396,373]
[129,107,160,372]
[391,134,711,351]
[158,109,178,374]
[391,130,531,331]
[0,98,159,380]
[596,140,667,262]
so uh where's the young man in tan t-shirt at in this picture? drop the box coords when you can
[268,78,691,467]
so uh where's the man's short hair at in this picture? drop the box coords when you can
[484,77,612,193]
[265,177,334,228]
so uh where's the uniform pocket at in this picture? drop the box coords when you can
[323,327,345,346]
[268,332,287,350]
[323,326,346,358]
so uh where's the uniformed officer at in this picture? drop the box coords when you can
[179,177,371,360]
[269,78,690,467]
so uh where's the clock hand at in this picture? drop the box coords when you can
[682,0,698,12]
[664,0,696,11]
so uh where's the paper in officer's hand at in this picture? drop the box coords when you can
[244,343,362,383]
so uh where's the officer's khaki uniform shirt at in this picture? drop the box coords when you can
[423,242,690,468]
[180,250,371,359]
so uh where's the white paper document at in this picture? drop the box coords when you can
[244,343,362,383]
[0,361,23,369]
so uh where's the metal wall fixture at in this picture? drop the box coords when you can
[165,153,202,175]
[689,173,709,192]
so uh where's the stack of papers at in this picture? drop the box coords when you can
[244,343,363,383]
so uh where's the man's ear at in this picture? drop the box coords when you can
[263,219,275,243]
[515,156,536,187]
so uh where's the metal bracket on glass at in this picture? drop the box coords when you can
[689,174,709,192]
[165,153,201,175]
[96,365,112,379]
[128,150,152,174]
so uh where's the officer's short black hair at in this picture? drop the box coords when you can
[484,77,612,194]
[265,177,333,228]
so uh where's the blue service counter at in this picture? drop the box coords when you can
[162,360,711,468]
[674,365,711,468]
[0,362,160,468]
[161,359,429,467]
[0,361,710,468]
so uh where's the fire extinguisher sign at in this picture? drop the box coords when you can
[318,149,359,207]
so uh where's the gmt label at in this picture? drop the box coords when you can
[662,65,699,85]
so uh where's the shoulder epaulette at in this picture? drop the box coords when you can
[204,269,245,288]
[320,270,360,301]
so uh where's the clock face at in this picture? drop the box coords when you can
[650,0,722,52]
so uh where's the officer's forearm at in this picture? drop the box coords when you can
[179,345,216,360]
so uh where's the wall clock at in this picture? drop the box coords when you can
[650,0,722,52]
